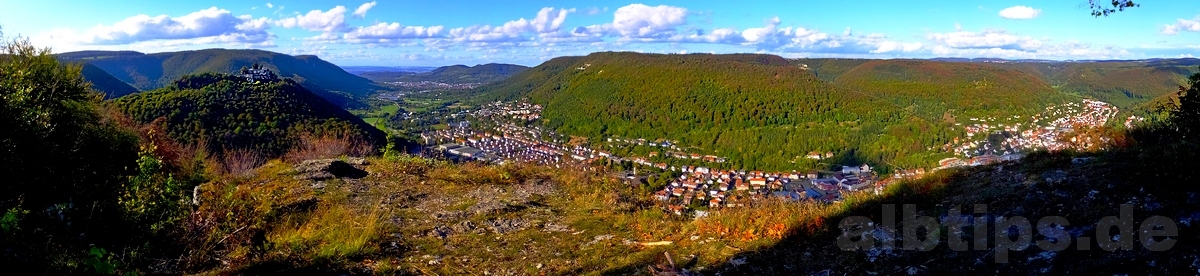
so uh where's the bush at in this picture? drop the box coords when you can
[283,134,375,163]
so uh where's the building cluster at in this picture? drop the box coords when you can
[804,151,836,159]
[468,101,545,122]
[945,100,1120,157]
[239,63,278,82]
[427,127,576,165]
[652,164,879,215]
[935,153,1024,171]
[423,102,626,166]
[1124,115,1145,129]
[494,101,542,121]
[604,137,729,164]
[606,137,677,149]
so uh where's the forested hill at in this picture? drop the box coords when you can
[830,59,1068,119]
[113,73,386,157]
[475,52,963,170]
[78,62,139,98]
[795,58,1200,110]
[355,63,529,84]
[1037,59,1200,109]
[59,49,382,108]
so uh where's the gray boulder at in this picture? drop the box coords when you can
[294,159,368,180]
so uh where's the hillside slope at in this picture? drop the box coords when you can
[78,62,139,98]
[1046,60,1199,108]
[59,49,382,108]
[114,73,386,156]
[356,63,529,84]
[797,58,1200,111]
[703,137,1200,274]
[832,59,1069,119]
[476,52,961,170]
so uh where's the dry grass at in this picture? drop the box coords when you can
[266,191,388,261]
[179,161,311,271]
[178,155,931,275]
[283,134,375,163]
[216,148,267,178]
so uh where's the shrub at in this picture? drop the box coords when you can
[283,133,375,163]
[219,148,267,177]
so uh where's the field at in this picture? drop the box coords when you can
[351,104,400,131]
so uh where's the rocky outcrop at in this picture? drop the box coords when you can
[293,158,369,180]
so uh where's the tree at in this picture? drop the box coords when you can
[1089,0,1139,17]
[1171,66,1200,139]
[0,32,149,272]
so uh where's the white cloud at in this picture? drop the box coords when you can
[276,6,348,33]
[665,27,743,44]
[1162,18,1200,35]
[283,45,328,56]
[929,42,1131,59]
[584,7,607,16]
[871,41,924,53]
[446,7,575,43]
[612,4,687,37]
[926,29,1042,50]
[925,28,1131,59]
[303,32,342,41]
[266,2,273,8]
[604,15,921,56]
[353,1,377,18]
[741,17,781,44]
[345,23,444,41]
[999,6,1041,19]
[580,4,688,38]
[37,7,272,46]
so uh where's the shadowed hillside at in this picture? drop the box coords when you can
[78,62,139,98]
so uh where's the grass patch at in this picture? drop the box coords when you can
[266,196,387,260]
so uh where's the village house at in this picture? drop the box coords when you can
[748,177,767,189]
[654,190,670,201]
[667,205,686,215]
[769,179,783,190]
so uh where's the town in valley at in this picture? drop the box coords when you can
[385,97,1131,217]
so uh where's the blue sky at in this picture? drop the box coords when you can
[2,1,1198,66]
